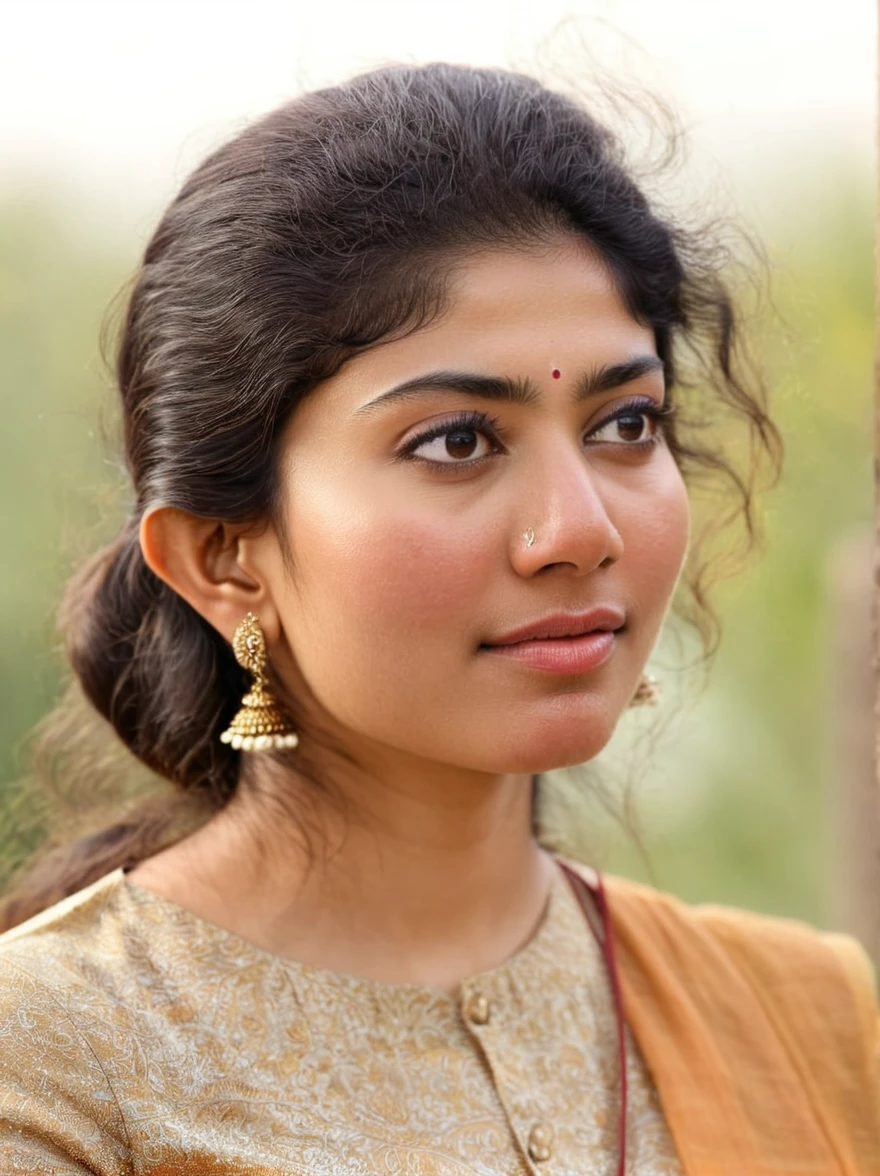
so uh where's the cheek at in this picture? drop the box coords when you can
[280,473,494,691]
[619,460,691,621]
[283,500,501,739]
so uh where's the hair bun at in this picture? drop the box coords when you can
[62,522,241,799]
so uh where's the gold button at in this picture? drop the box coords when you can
[527,1123,553,1163]
[463,991,490,1025]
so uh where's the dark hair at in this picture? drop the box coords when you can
[0,61,782,929]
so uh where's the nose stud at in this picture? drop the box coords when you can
[523,527,536,548]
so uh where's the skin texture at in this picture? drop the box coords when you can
[131,235,691,991]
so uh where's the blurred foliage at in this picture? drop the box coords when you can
[0,187,137,874]
[0,160,873,926]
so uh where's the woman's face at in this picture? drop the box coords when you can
[269,237,690,775]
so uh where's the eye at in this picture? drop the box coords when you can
[399,410,504,468]
[587,400,671,447]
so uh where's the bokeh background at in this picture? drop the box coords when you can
[1,1,875,953]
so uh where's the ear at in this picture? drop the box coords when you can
[139,506,282,645]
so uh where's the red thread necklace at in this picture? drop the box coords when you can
[558,861,627,1176]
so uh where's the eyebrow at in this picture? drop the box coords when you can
[354,355,665,417]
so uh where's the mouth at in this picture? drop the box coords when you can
[479,625,625,674]
[481,607,627,647]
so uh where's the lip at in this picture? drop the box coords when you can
[483,607,626,646]
[481,629,618,673]
[479,607,625,675]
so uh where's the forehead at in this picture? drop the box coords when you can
[441,237,625,319]
[368,239,651,374]
[293,238,656,428]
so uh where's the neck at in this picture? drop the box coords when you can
[131,755,557,993]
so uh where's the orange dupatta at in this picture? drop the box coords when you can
[560,859,880,1175]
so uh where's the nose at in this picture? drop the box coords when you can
[511,444,625,576]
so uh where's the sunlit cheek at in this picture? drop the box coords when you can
[286,480,493,652]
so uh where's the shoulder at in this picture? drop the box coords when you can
[0,871,135,1174]
[0,865,201,1056]
[561,855,878,1011]
[615,868,880,1065]
[597,863,877,1015]
[0,867,137,1005]
[559,859,880,1104]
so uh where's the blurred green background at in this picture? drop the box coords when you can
[0,150,873,935]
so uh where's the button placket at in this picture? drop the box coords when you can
[526,1122,554,1162]
[461,985,556,1170]
[463,989,491,1027]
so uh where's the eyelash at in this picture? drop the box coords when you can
[397,397,677,472]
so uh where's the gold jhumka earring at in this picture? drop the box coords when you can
[219,612,299,751]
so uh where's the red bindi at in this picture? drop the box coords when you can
[551,368,561,379]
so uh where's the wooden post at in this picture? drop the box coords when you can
[827,528,879,967]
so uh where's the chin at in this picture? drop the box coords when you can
[486,711,621,775]
[505,742,613,776]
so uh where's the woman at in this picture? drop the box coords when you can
[0,62,876,1175]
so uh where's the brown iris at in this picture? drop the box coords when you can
[445,429,479,459]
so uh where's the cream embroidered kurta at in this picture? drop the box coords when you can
[0,859,682,1175]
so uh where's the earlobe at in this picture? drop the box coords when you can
[139,506,278,643]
